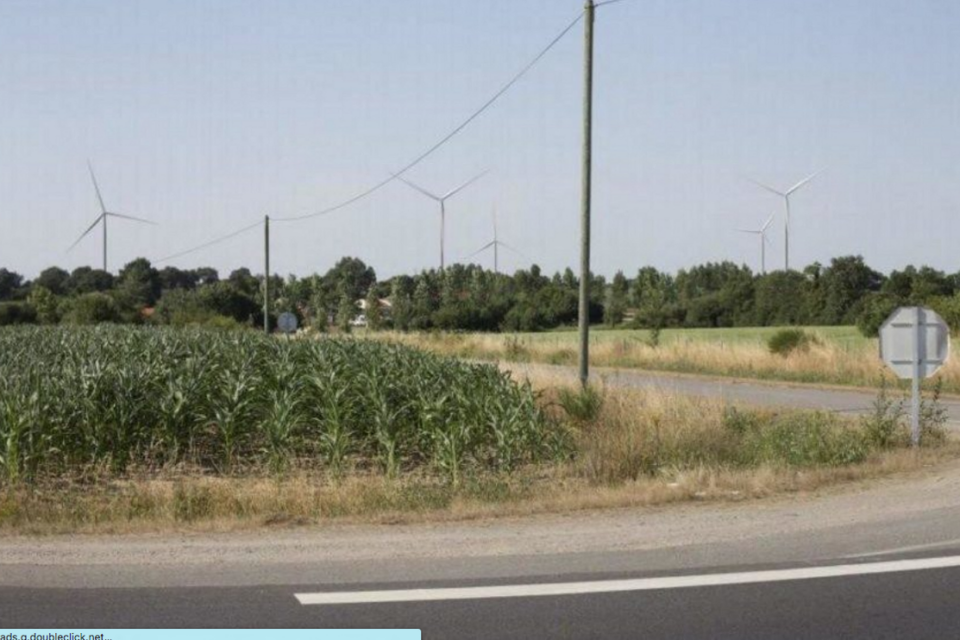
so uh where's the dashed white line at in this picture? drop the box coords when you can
[296,555,960,605]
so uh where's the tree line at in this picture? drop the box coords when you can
[0,255,958,336]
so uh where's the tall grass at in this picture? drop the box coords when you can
[374,330,960,393]
[0,326,560,482]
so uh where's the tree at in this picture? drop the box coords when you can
[116,258,161,307]
[63,292,120,325]
[228,268,260,297]
[411,276,435,330]
[819,256,883,324]
[67,267,114,294]
[336,288,357,333]
[34,267,70,296]
[605,271,629,327]
[0,269,24,301]
[28,286,60,324]
[158,266,198,291]
[389,277,414,331]
[325,257,376,303]
[365,287,384,331]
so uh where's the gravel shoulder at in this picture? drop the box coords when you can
[3,456,960,588]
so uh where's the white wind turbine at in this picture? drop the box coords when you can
[394,170,488,270]
[747,170,823,271]
[737,213,776,274]
[463,206,527,274]
[69,161,157,272]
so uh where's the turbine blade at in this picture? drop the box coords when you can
[107,212,158,225]
[497,240,529,259]
[391,173,441,201]
[463,241,496,261]
[761,213,776,232]
[744,176,786,198]
[442,170,489,201]
[87,160,107,213]
[786,169,825,196]
[67,214,105,252]
[737,229,761,235]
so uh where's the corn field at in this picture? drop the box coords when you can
[0,327,563,482]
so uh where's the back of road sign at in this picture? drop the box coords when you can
[277,312,298,335]
[879,306,950,380]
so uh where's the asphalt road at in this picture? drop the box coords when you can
[7,459,960,637]
[4,555,960,638]
[5,366,960,637]
[504,361,960,428]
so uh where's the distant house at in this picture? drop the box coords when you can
[352,298,392,327]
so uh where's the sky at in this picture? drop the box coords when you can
[1,0,959,280]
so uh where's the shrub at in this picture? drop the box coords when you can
[0,302,37,326]
[861,378,906,449]
[742,412,868,466]
[62,292,120,325]
[558,385,603,423]
[767,328,816,357]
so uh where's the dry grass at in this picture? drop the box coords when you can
[374,330,960,393]
[1,375,954,535]
[1,448,952,536]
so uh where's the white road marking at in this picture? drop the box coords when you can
[845,539,960,559]
[296,555,960,605]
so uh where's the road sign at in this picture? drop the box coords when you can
[277,312,298,335]
[879,306,951,445]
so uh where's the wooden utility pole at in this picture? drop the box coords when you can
[264,215,271,334]
[578,0,595,388]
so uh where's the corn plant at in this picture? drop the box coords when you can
[0,326,559,481]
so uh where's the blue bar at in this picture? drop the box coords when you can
[1,632,419,640]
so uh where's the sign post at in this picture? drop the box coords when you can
[879,306,950,446]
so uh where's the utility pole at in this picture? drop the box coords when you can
[578,0,595,388]
[264,215,271,334]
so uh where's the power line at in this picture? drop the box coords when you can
[155,10,584,264]
[156,219,263,264]
[274,10,583,223]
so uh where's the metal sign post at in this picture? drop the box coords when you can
[879,306,950,446]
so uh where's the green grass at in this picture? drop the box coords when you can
[507,325,869,349]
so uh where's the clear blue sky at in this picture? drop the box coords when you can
[1,0,958,279]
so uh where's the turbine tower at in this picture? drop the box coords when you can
[737,213,775,274]
[394,170,488,270]
[747,170,823,271]
[69,161,157,272]
[463,206,527,274]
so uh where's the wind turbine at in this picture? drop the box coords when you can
[747,170,823,271]
[69,162,157,272]
[463,206,527,274]
[394,170,488,270]
[737,213,775,274]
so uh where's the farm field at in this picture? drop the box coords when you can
[0,325,954,534]
[509,325,867,349]
[376,326,960,394]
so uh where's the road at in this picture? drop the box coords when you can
[502,361,960,428]
[6,458,960,636]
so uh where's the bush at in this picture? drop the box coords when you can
[0,302,37,326]
[62,293,120,325]
[742,412,868,466]
[558,385,603,423]
[767,328,817,357]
